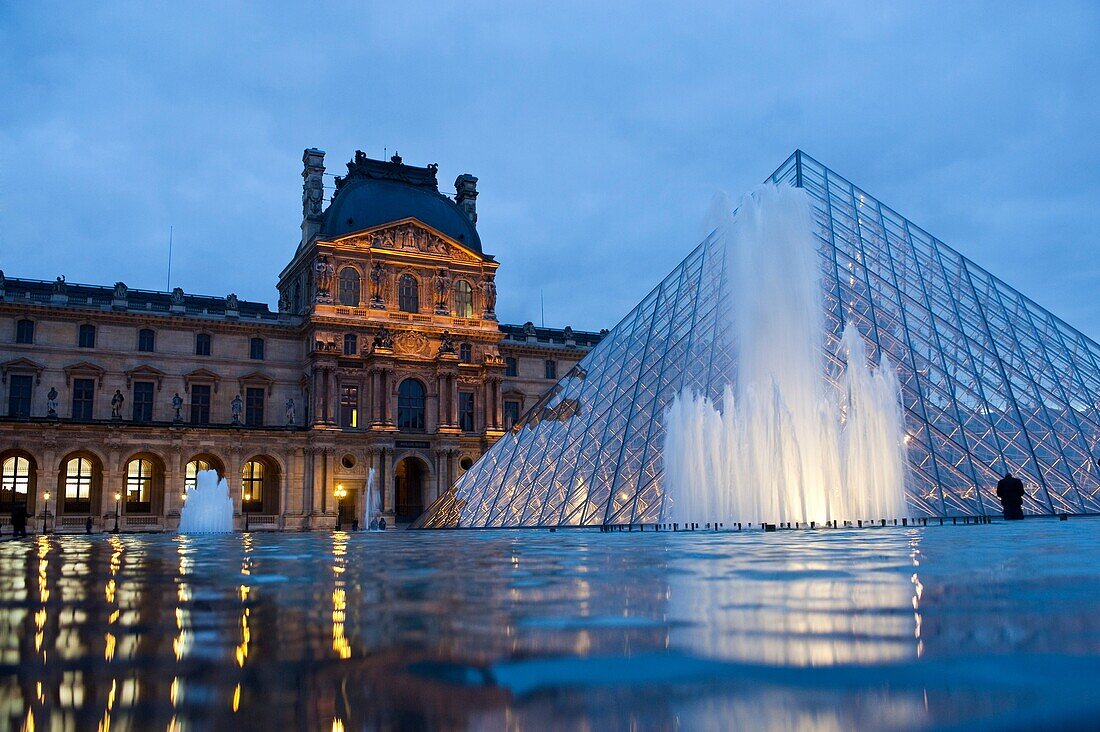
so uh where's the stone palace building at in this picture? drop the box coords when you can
[0,149,603,532]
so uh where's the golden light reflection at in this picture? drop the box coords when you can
[332,532,351,659]
[170,676,181,707]
[232,682,241,712]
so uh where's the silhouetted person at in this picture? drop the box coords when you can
[378,517,387,531]
[11,504,28,538]
[351,518,359,532]
[996,472,1025,520]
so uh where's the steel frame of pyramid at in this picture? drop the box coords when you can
[416,150,1100,527]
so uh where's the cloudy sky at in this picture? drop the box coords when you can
[2,2,1098,335]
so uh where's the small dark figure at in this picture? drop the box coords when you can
[378,517,387,531]
[85,516,93,534]
[996,472,1026,520]
[369,518,378,531]
[11,504,28,538]
[351,518,359,532]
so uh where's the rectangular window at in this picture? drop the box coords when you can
[504,400,521,429]
[249,338,265,360]
[15,320,34,344]
[459,391,475,432]
[544,360,557,380]
[339,384,359,429]
[78,324,96,348]
[245,387,265,427]
[132,382,155,422]
[190,385,211,425]
[8,375,32,418]
[505,356,517,377]
[195,333,212,356]
[137,329,155,352]
[72,378,95,420]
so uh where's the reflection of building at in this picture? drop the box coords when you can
[0,149,603,531]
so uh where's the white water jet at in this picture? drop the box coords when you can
[663,185,908,526]
[363,467,380,530]
[178,469,234,533]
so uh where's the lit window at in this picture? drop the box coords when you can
[63,457,94,512]
[399,275,419,313]
[340,384,358,429]
[125,458,154,510]
[453,280,474,318]
[185,459,213,492]
[241,460,265,513]
[0,456,30,509]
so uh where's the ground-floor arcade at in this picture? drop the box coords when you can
[0,421,487,532]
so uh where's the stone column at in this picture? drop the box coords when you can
[227,451,242,528]
[449,374,459,427]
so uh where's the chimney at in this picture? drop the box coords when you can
[301,148,326,247]
[454,174,478,227]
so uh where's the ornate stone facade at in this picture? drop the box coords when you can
[0,150,601,532]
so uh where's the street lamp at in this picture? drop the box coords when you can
[334,484,347,530]
[113,491,121,533]
[243,490,251,532]
[41,490,51,534]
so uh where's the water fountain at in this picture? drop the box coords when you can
[363,467,380,530]
[663,185,908,526]
[178,469,235,533]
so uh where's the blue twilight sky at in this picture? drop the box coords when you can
[1,3,1098,335]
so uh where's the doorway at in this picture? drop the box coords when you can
[394,457,428,523]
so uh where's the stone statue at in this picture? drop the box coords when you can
[111,389,125,420]
[438,330,456,355]
[481,275,497,315]
[53,275,67,294]
[313,256,335,300]
[304,176,324,217]
[434,268,449,299]
[285,398,296,426]
[171,287,185,306]
[226,293,239,311]
[231,393,243,424]
[172,393,184,422]
[369,263,386,307]
[373,324,394,351]
[523,321,536,338]
[46,387,58,417]
[113,281,128,299]
[277,292,289,312]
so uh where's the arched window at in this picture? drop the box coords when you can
[397,379,425,432]
[185,459,213,492]
[1,455,31,510]
[453,280,474,318]
[241,460,266,513]
[78,324,96,348]
[338,268,360,307]
[399,274,419,313]
[63,456,94,512]
[459,342,473,363]
[125,458,154,512]
[138,328,155,352]
[344,333,358,356]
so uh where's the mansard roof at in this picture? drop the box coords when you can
[321,152,482,252]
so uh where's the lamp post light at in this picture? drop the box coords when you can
[113,491,121,533]
[243,490,251,532]
[334,484,347,530]
[41,490,51,534]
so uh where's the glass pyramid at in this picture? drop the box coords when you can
[417,150,1100,527]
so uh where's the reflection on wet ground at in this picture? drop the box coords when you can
[1,521,1098,730]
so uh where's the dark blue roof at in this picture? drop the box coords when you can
[320,152,482,252]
